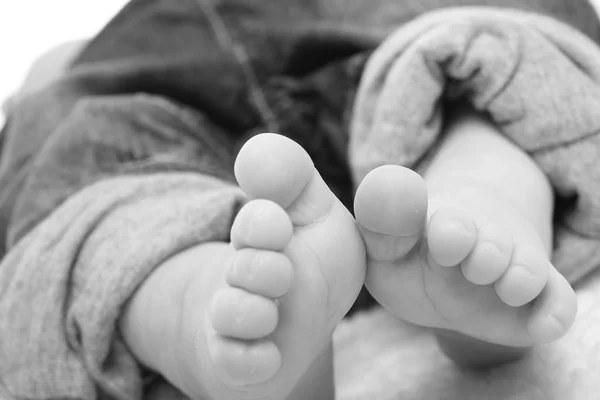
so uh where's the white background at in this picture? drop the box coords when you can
[0,0,128,124]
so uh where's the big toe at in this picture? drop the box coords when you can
[236,133,341,228]
[235,133,314,208]
[354,165,428,262]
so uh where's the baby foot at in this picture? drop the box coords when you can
[354,165,577,348]
[119,133,365,400]
[201,134,365,399]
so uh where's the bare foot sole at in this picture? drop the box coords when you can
[122,133,366,400]
[354,165,577,349]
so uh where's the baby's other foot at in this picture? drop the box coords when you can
[193,134,365,399]
[354,165,577,348]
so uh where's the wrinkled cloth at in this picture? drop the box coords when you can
[2,0,600,399]
[0,173,244,399]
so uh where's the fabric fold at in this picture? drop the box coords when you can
[0,173,245,400]
[350,7,600,283]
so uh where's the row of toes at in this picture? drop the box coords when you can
[209,199,295,386]
[426,207,550,308]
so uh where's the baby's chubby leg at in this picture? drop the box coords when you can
[354,105,577,367]
[119,134,366,399]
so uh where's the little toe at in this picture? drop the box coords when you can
[210,287,278,340]
[494,245,550,307]
[211,337,281,388]
[226,249,293,299]
[427,207,477,267]
[231,199,293,252]
[461,223,513,285]
[527,268,577,344]
[354,165,428,262]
